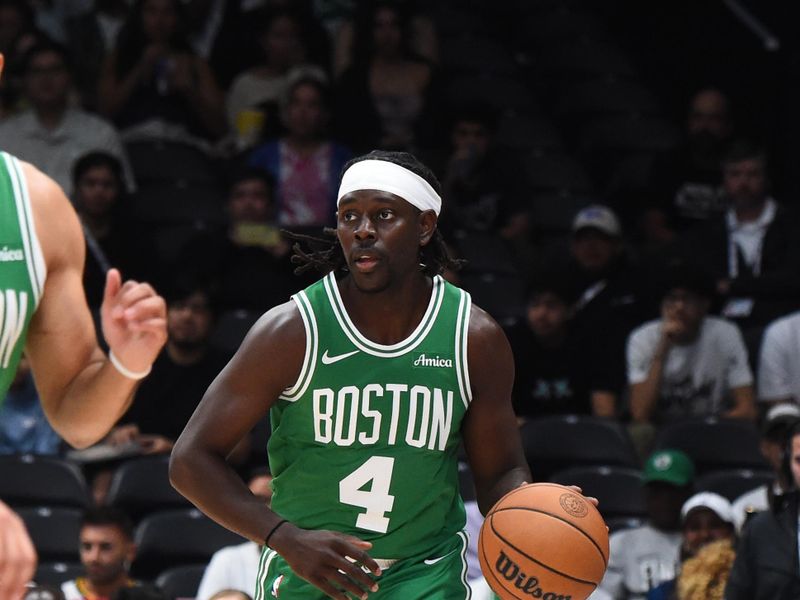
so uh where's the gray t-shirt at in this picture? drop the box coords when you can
[596,524,682,600]
[758,311,800,403]
[627,317,753,419]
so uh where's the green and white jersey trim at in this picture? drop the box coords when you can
[279,290,318,402]
[323,272,445,358]
[2,152,45,303]
[454,289,473,408]
[254,547,280,600]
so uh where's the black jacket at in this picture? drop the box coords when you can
[725,492,800,600]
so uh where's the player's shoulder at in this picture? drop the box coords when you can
[242,299,306,352]
[465,301,513,366]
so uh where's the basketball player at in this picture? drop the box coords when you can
[0,52,167,599]
[170,150,534,599]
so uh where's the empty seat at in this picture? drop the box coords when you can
[17,506,82,562]
[521,415,639,481]
[34,561,84,586]
[210,309,263,355]
[440,37,519,76]
[579,115,680,153]
[457,271,525,328]
[155,564,207,599]
[654,418,768,474]
[133,508,245,579]
[550,465,645,519]
[495,114,565,153]
[105,455,191,521]
[695,468,775,502]
[0,455,89,508]
[522,153,593,192]
[528,190,594,235]
[126,183,225,226]
[538,39,636,80]
[554,79,661,120]
[125,140,221,188]
[445,75,540,114]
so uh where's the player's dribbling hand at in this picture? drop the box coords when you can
[270,524,381,599]
[0,500,36,600]
[101,269,167,375]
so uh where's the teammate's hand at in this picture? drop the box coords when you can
[271,524,381,599]
[0,501,36,600]
[101,269,167,375]
[566,485,599,508]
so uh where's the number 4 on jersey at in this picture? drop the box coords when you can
[339,456,396,533]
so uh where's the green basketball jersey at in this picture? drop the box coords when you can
[268,271,473,559]
[0,152,44,400]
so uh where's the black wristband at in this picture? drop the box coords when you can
[265,519,289,548]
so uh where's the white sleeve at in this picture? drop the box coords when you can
[723,323,754,389]
[758,322,793,401]
[596,531,626,599]
[627,326,655,385]
[195,551,228,600]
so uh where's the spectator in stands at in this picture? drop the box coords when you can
[757,310,800,407]
[435,105,529,254]
[597,449,695,600]
[726,421,800,599]
[650,87,734,230]
[178,167,302,312]
[558,205,652,405]
[72,151,148,309]
[332,0,437,79]
[98,0,226,143]
[335,1,441,153]
[196,472,272,600]
[731,403,800,531]
[64,0,130,110]
[61,507,166,600]
[0,40,134,196]
[0,356,61,455]
[627,262,755,445]
[647,492,736,599]
[247,70,351,228]
[686,141,800,330]
[107,278,230,454]
[226,8,313,150]
[0,0,40,116]
[507,274,618,419]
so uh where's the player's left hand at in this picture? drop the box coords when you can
[101,269,167,374]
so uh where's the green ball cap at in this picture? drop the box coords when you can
[643,449,695,486]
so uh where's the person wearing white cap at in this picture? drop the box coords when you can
[170,150,565,599]
[731,403,800,532]
[646,492,735,600]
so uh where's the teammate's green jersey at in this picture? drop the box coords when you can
[268,271,473,559]
[0,152,44,400]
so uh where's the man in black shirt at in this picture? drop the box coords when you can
[507,275,618,420]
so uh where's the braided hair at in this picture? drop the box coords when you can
[287,150,462,278]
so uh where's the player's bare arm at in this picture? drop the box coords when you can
[170,302,381,600]
[23,162,166,448]
[461,305,531,515]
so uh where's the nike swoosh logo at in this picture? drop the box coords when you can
[321,349,360,365]
[423,549,458,565]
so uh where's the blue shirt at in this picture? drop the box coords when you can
[0,373,61,455]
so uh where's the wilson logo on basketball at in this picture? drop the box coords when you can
[495,551,572,599]
[559,493,588,518]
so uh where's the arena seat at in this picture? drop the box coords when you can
[155,564,208,599]
[694,468,775,502]
[17,506,82,562]
[105,455,191,521]
[210,309,263,355]
[654,418,768,474]
[124,140,221,188]
[34,562,84,586]
[0,455,89,508]
[495,114,566,153]
[520,415,639,481]
[132,508,245,580]
[550,465,646,519]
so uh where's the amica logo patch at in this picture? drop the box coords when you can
[413,353,453,368]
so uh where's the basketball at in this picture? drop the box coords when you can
[478,483,609,600]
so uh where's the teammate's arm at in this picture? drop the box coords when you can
[170,303,381,600]
[23,163,167,448]
[461,306,531,515]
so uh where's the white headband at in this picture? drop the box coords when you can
[337,160,441,216]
